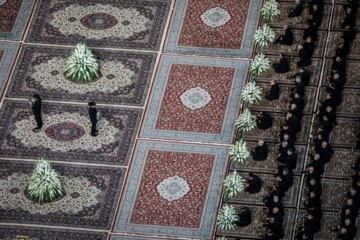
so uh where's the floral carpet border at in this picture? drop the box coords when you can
[113,140,228,239]
[163,0,262,58]
[139,55,248,144]
[0,0,36,40]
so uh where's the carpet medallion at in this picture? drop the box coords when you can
[0,43,19,97]
[0,100,141,165]
[0,226,108,240]
[140,55,247,144]
[114,140,228,239]
[164,0,262,57]
[25,0,171,50]
[0,160,125,229]
[0,0,35,40]
[5,45,156,106]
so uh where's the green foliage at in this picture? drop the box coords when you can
[65,43,100,83]
[27,157,63,204]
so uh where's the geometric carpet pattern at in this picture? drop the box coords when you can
[0,43,19,95]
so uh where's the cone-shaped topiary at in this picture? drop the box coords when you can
[65,43,100,83]
[27,157,63,204]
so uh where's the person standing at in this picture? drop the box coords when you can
[88,102,98,137]
[31,94,42,130]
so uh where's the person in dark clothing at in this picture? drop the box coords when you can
[274,25,294,45]
[290,103,303,120]
[252,140,268,161]
[318,93,337,115]
[328,73,346,89]
[347,188,360,206]
[319,115,333,134]
[292,68,311,85]
[298,225,314,240]
[297,45,312,67]
[331,56,347,72]
[324,106,338,126]
[303,36,315,57]
[343,0,358,12]
[263,229,279,240]
[268,207,284,223]
[337,227,352,240]
[290,93,305,111]
[306,191,322,207]
[340,208,356,223]
[341,7,356,29]
[343,198,359,217]
[308,203,322,220]
[305,166,321,182]
[288,0,303,17]
[333,41,349,58]
[267,217,285,238]
[235,206,252,227]
[88,102,98,137]
[278,123,297,142]
[274,53,289,73]
[256,111,273,130]
[316,125,329,139]
[286,112,301,133]
[277,141,289,155]
[305,213,321,233]
[341,25,356,42]
[317,141,334,164]
[307,178,322,196]
[309,0,324,13]
[312,134,327,152]
[326,83,343,105]
[309,4,323,28]
[310,153,324,174]
[290,75,305,98]
[266,196,284,215]
[303,21,318,41]
[265,80,280,101]
[31,94,43,130]
[245,173,262,194]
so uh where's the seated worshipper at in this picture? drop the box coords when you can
[286,112,301,133]
[256,111,273,130]
[331,56,347,72]
[280,133,295,151]
[268,207,284,223]
[316,141,334,164]
[309,0,324,13]
[305,213,321,234]
[340,208,357,223]
[289,103,303,120]
[309,153,324,174]
[245,173,262,194]
[333,39,350,59]
[292,68,310,85]
[338,219,357,240]
[328,73,346,89]
[307,203,323,221]
[309,4,323,28]
[324,106,338,127]
[277,141,290,156]
[343,0,358,12]
[297,225,314,240]
[274,53,289,73]
[288,0,303,18]
[336,228,352,240]
[303,21,318,41]
[252,140,268,161]
[319,115,333,134]
[297,45,311,67]
[341,25,356,42]
[235,206,252,227]
[341,7,356,29]
[276,175,290,194]
[312,133,327,152]
[303,36,315,57]
[265,80,280,101]
[279,123,297,141]
[265,196,284,215]
[266,217,285,239]
[263,229,279,240]
[317,93,337,115]
[326,83,342,105]
[305,191,322,207]
[274,25,294,45]
[342,198,359,217]
[290,75,305,98]
[315,125,329,139]
[305,165,321,182]
[307,178,322,196]
[289,93,305,111]
[346,188,360,206]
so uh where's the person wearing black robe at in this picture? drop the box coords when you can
[88,102,98,137]
[331,56,347,72]
[341,7,356,29]
[252,140,268,161]
[274,25,294,45]
[326,83,342,105]
[285,148,298,169]
[263,229,279,240]
[305,213,321,233]
[303,21,318,41]
[309,4,323,28]
[347,188,360,206]
[306,191,322,207]
[337,227,352,240]
[307,178,322,196]
[324,106,338,126]
[290,93,305,111]
[279,123,297,141]
[289,103,303,120]
[329,73,346,89]
[319,115,333,134]
[235,206,252,227]
[256,111,273,130]
[268,207,284,223]
[286,112,301,133]
[274,53,289,73]
[340,208,356,223]
[290,76,305,98]
[303,36,315,57]
[297,45,312,67]
[245,173,262,194]
[292,68,311,85]
[267,217,285,238]
[317,141,334,164]
[334,42,349,59]
[305,166,321,182]
[265,80,280,101]
[277,141,289,155]
[308,203,322,220]
[343,0,358,12]
[266,196,284,215]
[318,93,337,115]
[310,153,324,174]
[288,0,303,18]
[309,0,324,13]
[31,94,43,130]
[341,25,356,42]
[343,198,359,217]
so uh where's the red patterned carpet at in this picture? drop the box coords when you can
[0,0,359,240]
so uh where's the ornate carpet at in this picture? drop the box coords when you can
[164,0,262,57]
[0,42,19,96]
[113,140,228,239]
[0,159,125,229]
[0,100,141,165]
[25,0,171,50]
[0,0,36,40]
[5,45,156,106]
[322,59,360,88]
[139,55,248,144]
